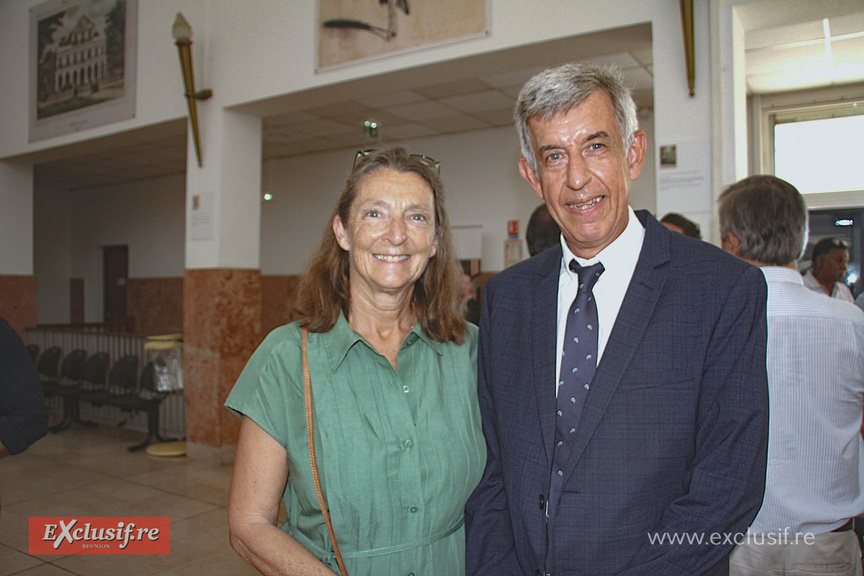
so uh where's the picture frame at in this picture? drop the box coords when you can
[29,0,138,142]
[317,0,488,70]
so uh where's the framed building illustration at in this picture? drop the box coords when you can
[318,0,488,70]
[29,0,138,142]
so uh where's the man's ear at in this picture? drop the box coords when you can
[627,130,647,181]
[725,232,742,257]
[518,156,544,201]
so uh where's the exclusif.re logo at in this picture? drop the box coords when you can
[29,517,170,555]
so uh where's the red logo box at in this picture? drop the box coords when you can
[29,517,170,555]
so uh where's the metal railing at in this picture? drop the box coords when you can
[27,326,186,439]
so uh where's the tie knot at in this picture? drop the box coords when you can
[569,260,604,293]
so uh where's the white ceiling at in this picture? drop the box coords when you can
[28,0,864,190]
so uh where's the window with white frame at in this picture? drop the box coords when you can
[754,85,864,203]
[773,105,863,195]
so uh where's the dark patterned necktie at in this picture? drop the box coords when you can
[548,260,604,518]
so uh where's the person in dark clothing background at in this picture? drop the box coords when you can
[526,203,562,256]
[0,315,48,458]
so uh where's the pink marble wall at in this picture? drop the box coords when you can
[260,275,301,335]
[0,275,36,341]
[127,277,184,335]
[183,269,262,448]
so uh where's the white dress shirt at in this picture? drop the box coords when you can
[555,207,644,394]
[802,269,854,303]
[749,266,864,536]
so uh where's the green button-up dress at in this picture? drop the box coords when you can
[225,314,485,576]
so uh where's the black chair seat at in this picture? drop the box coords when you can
[43,382,80,396]
[104,362,172,451]
[78,389,113,406]
[45,348,87,432]
[73,352,111,427]
[106,394,160,410]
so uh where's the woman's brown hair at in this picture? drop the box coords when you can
[288,147,467,344]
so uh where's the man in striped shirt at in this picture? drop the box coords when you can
[719,175,864,576]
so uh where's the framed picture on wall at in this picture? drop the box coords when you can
[317,0,489,70]
[29,0,138,142]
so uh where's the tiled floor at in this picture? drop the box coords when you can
[0,425,259,576]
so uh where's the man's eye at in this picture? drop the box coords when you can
[409,213,427,221]
[366,210,380,218]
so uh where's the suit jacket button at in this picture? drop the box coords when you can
[534,570,542,576]
[539,494,545,509]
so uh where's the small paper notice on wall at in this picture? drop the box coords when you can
[190,191,214,240]
[657,139,712,214]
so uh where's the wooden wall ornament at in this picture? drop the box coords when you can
[680,0,695,97]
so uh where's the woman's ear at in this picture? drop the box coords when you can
[333,216,351,251]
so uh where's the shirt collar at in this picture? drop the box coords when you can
[323,311,443,372]
[560,206,645,280]
[760,265,805,286]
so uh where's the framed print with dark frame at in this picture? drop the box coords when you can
[29,0,138,142]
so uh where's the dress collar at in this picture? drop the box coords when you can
[323,311,443,372]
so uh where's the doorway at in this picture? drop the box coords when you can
[103,245,129,330]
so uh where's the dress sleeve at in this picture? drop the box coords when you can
[224,323,303,448]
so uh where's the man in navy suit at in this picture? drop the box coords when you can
[464,62,769,576]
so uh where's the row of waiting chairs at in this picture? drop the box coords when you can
[31,345,172,452]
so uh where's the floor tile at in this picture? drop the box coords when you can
[0,543,44,576]
[0,425,252,576]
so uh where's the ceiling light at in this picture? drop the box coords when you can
[823,18,834,68]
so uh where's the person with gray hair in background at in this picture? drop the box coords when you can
[465,61,768,576]
[719,175,864,576]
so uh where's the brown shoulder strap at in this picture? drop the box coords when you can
[302,327,348,575]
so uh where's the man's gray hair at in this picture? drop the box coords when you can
[718,175,809,266]
[514,62,639,172]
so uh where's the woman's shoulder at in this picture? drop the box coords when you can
[261,321,303,347]
[242,322,305,372]
[463,321,478,346]
[437,321,477,353]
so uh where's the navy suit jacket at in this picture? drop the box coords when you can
[465,210,769,576]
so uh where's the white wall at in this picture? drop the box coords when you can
[260,115,657,275]
[1,0,702,319]
[67,174,185,322]
[2,0,688,160]
[34,186,71,324]
[0,162,34,275]
[0,0,194,160]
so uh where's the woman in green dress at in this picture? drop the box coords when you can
[226,147,485,576]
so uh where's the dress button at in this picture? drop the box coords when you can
[409,506,419,513]
[404,439,413,448]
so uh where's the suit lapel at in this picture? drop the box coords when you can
[532,247,562,464]
[560,212,671,483]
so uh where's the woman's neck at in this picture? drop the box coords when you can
[347,286,416,369]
